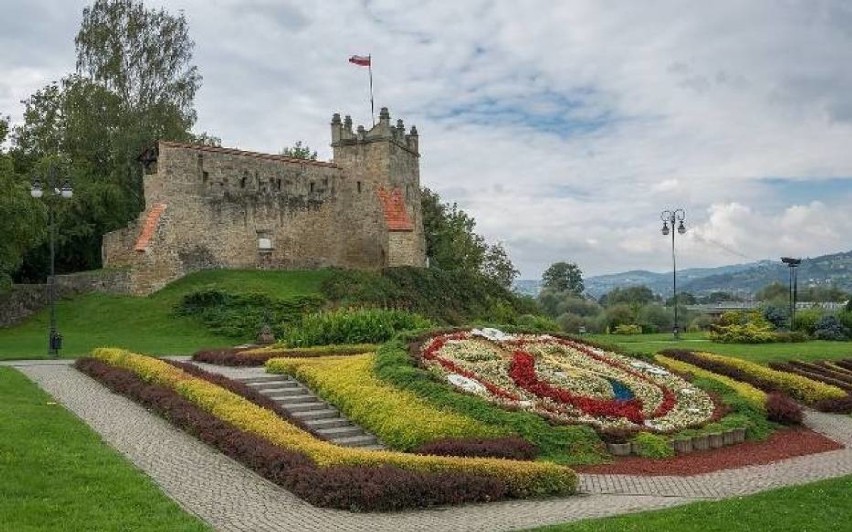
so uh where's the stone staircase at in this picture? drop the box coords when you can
[238,375,385,450]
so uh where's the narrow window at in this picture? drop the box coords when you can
[240,176,247,188]
[357,181,362,193]
[202,171,209,185]
[276,178,282,191]
[310,182,315,193]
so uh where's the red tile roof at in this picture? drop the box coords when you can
[135,203,167,252]
[377,187,414,231]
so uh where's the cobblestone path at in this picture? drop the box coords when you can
[10,361,852,532]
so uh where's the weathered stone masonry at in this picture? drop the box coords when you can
[103,108,426,294]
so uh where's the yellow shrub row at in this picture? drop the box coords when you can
[90,348,576,496]
[655,355,766,411]
[266,354,507,449]
[693,351,847,403]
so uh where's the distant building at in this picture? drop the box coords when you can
[102,107,426,294]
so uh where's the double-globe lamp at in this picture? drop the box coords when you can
[661,209,686,339]
[30,169,73,357]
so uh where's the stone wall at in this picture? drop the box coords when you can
[0,284,76,327]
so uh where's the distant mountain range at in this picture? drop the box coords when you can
[514,250,852,298]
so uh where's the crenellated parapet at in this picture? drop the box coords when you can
[331,107,419,155]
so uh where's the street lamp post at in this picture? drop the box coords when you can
[661,209,686,339]
[781,257,802,330]
[31,167,73,357]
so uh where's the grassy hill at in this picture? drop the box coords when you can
[0,270,333,360]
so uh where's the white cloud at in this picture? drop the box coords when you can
[3,0,852,278]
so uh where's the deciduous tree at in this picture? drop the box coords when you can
[541,262,584,295]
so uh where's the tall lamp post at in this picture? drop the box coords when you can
[30,167,73,357]
[661,209,686,339]
[781,257,802,330]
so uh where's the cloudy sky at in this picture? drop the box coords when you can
[3,0,851,278]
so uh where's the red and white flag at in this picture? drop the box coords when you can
[348,55,371,67]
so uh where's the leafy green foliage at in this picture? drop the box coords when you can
[374,336,607,465]
[631,433,674,458]
[421,187,518,287]
[541,262,584,294]
[813,315,850,341]
[320,267,535,325]
[176,289,324,340]
[613,324,642,335]
[0,117,45,290]
[280,141,318,160]
[284,308,432,347]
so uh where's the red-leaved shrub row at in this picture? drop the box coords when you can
[765,393,803,425]
[412,436,538,460]
[192,346,372,366]
[162,360,325,439]
[74,358,508,511]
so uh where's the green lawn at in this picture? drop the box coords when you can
[0,269,333,360]
[532,474,852,531]
[589,332,852,363]
[0,367,210,531]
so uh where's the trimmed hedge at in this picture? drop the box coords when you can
[412,436,538,460]
[284,308,433,347]
[374,335,607,465]
[765,393,803,425]
[89,348,577,498]
[74,358,506,511]
[266,354,507,450]
[659,349,847,408]
[192,344,377,367]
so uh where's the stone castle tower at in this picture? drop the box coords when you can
[102,107,426,295]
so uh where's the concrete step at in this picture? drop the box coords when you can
[316,425,365,439]
[240,376,286,385]
[303,417,349,429]
[274,394,317,405]
[264,387,306,398]
[333,434,379,447]
[246,380,293,391]
[283,401,329,413]
[291,408,340,420]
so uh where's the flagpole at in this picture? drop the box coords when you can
[368,55,375,126]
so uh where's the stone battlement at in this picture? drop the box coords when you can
[331,107,419,155]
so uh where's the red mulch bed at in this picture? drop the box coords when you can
[575,428,843,476]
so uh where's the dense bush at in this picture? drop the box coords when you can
[765,393,803,425]
[812,315,850,341]
[762,305,789,329]
[176,289,324,339]
[74,358,508,511]
[192,344,376,366]
[412,436,538,461]
[376,335,607,465]
[792,308,823,335]
[631,432,674,458]
[514,314,560,332]
[612,324,642,335]
[321,267,536,325]
[284,308,433,347]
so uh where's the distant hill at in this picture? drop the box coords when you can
[514,250,852,298]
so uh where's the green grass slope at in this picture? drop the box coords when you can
[0,367,209,531]
[0,269,332,359]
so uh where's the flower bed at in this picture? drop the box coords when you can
[192,344,377,366]
[419,330,716,433]
[660,350,847,409]
[86,348,576,501]
[655,355,767,412]
[767,359,852,414]
[266,354,508,450]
